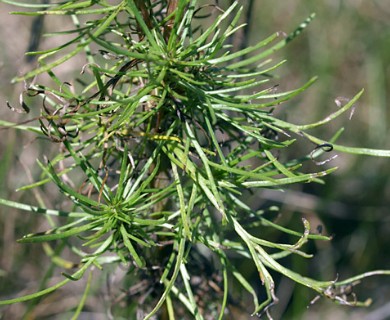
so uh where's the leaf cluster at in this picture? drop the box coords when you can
[1,0,390,319]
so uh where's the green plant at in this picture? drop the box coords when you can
[1,1,389,319]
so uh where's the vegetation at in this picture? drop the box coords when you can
[0,1,389,319]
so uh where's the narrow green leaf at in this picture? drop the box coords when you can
[114,144,130,203]
[191,2,238,53]
[120,224,145,268]
[13,3,124,82]
[233,269,260,309]
[264,150,297,178]
[18,220,103,243]
[242,167,337,187]
[2,0,52,7]
[167,0,191,50]
[179,264,202,319]
[144,232,186,320]
[217,254,229,320]
[226,13,316,69]
[0,198,85,218]
[172,163,191,238]
[297,89,364,130]
[39,160,102,208]
[63,140,113,203]
[0,120,43,135]
[0,258,94,305]
[11,6,118,15]
[208,33,279,65]
[185,122,226,220]
[0,278,70,305]
[71,271,93,320]
[124,0,159,51]
[262,114,390,157]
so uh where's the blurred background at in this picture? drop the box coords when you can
[1,1,389,319]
